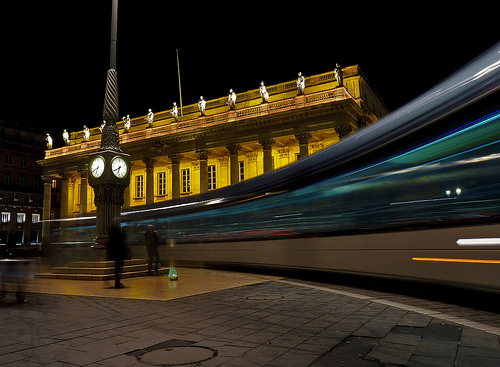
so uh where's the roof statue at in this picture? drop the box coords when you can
[62,129,70,145]
[198,96,206,116]
[171,102,179,122]
[260,82,269,103]
[145,109,154,128]
[83,125,90,141]
[123,115,131,133]
[297,72,305,94]
[227,89,237,110]
[335,63,343,87]
[45,133,53,150]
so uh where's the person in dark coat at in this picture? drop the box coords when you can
[145,225,160,275]
[109,221,127,288]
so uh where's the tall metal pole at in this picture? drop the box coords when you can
[90,0,130,251]
[176,49,184,122]
[110,0,118,70]
[102,0,120,148]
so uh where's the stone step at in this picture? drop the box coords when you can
[51,263,148,275]
[34,258,168,281]
[35,268,168,281]
[66,258,146,268]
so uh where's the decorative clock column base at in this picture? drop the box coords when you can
[92,184,126,255]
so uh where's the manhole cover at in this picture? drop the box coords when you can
[246,294,284,301]
[140,346,215,366]
[127,339,217,366]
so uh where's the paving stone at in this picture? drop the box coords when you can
[3,275,500,366]
[366,340,416,365]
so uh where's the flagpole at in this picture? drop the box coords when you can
[176,49,184,122]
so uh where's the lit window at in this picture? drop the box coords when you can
[136,175,144,198]
[239,161,244,182]
[182,169,190,193]
[157,172,166,196]
[208,165,216,190]
[32,213,40,223]
[1,212,10,223]
[17,213,26,223]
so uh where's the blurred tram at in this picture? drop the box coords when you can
[57,43,500,291]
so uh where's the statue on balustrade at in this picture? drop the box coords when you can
[334,63,343,87]
[171,102,179,122]
[198,96,206,116]
[62,129,70,145]
[45,133,53,150]
[260,81,269,103]
[145,109,154,128]
[227,89,237,109]
[297,72,305,94]
[83,125,90,141]
[123,115,131,132]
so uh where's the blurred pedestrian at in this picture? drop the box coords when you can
[145,225,160,275]
[109,220,127,288]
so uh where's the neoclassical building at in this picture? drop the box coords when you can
[40,65,388,237]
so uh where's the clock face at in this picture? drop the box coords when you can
[90,156,105,178]
[111,156,128,178]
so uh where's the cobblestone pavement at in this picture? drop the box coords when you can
[1,272,500,366]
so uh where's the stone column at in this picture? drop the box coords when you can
[168,153,182,200]
[258,138,275,174]
[78,167,88,216]
[295,132,312,159]
[41,175,54,247]
[226,143,241,185]
[143,158,157,205]
[196,148,210,194]
[60,173,70,219]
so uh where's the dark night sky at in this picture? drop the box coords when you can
[1,3,498,147]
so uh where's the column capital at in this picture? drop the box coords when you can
[41,174,57,183]
[60,172,72,181]
[335,125,353,140]
[258,138,275,150]
[295,132,312,145]
[142,157,157,168]
[78,167,88,179]
[196,148,211,160]
[167,152,182,164]
[225,143,242,155]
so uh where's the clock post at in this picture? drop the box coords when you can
[88,0,130,251]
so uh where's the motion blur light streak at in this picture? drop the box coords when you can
[50,42,500,290]
[412,257,500,264]
[457,238,500,246]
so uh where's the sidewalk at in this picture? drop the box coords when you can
[1,268,500,366]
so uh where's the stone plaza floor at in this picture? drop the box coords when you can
[1,267,500,366]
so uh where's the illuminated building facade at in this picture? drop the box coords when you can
[0,120,45,254]
[40,66,388,238]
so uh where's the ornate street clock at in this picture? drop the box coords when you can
[87,0,130,250]
[89,156,105,179]
[88,150,130,186]
[88,146,130,249]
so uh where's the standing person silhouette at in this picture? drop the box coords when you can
[109,220,127,288]
[145,225,160,275]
